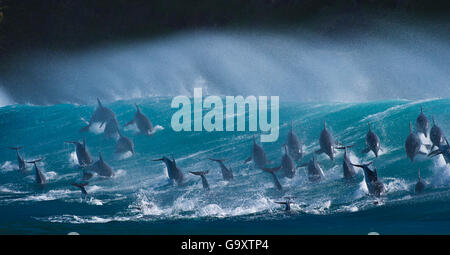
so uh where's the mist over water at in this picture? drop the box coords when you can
[0,21,449,106]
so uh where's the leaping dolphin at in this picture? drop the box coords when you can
[125,104,154,136]
[430,117,444,151]
[281,144,296,179]
[299,155,325,182]
[71,182,88,198]
[26,158,46,185]
[285,122,303,161]
[244,135,270,169]
[362,123,382,158]
[315,121,338,161]
[405,121,426,163]
[351,162,385,197]
[9,146,26,171]
[415,106,429,138]
[336,145,356,179]
[114,128,135,155]
[415,168,426,194]
[65,137,92,166]
[80,98,117,133]
[89,152,115,177]
[190,171,210,190]
[152,155,185,185]
[428,137,450,164]
[208,158,233,181]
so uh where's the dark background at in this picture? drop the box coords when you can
[0,0,449,57]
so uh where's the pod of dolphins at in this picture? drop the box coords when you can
[6,100,449,213]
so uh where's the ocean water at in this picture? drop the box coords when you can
[0,97,449,234]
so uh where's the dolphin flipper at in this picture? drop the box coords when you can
[315,149,324,154]
[244,156,252,163]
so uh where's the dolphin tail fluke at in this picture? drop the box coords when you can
[261,165,282,173]
[336,144,354,150]
[189,171,209,176]
[26,158,44,164]
[9,146,23,151]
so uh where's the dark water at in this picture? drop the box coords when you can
[1,97,449,234]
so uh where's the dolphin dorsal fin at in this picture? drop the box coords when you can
[99,152,103,162]
[409,121,413,134]
[97,98,103,108]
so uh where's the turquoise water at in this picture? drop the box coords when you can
[1,97,450,234]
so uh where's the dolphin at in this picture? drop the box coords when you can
[415,168,426,194]
[280,144,296,179]
[336,145,356,179]
[430,117,444,151]
[261,166,283,191]
[244,135,270,169]
[114,128,135,155]
[405,121,426,163]
[275,197,295,211]
[71,182,88,198]
[285,122,303,161]
[415,106,429,138]
[315,121,338,161]
[80,98,117,133]
[9,146,26,171]
[125,104,154,136]
[428,137,450,164]
[362,123,382,158]
[190,171,210,190]
[208,158,233,181]
[65,137,92,166]
[26,159,46,185]
[152,155,185,185]
[351,162,385,197]
[299,155,325,182]
[89,152,115,177]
